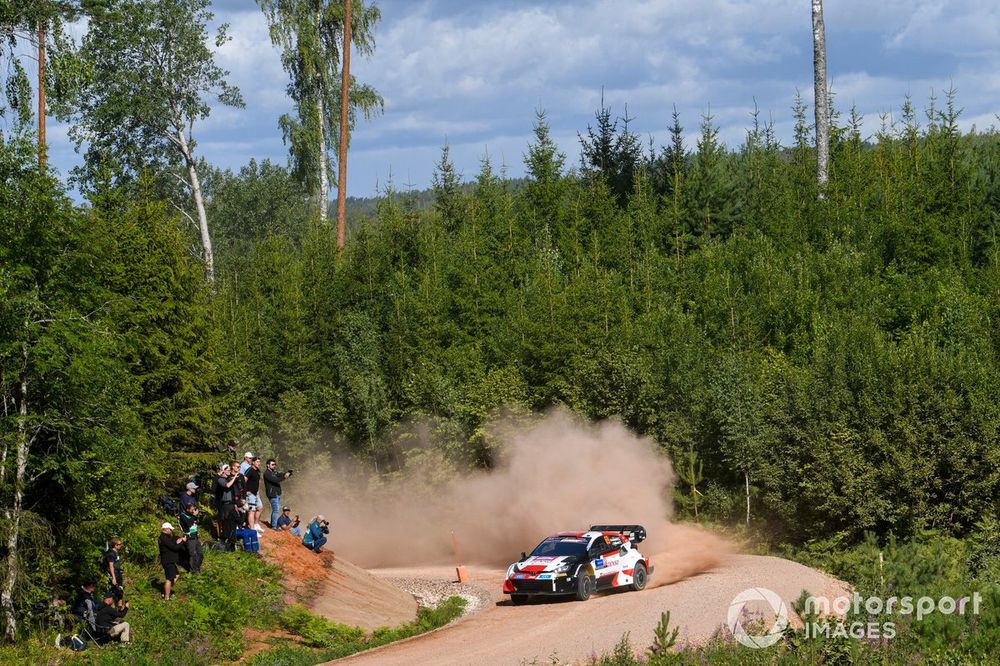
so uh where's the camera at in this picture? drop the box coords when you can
[286,469,294,475]
[320,523,329,535]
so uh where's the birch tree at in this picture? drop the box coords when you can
[812,0,829,193]
[258,0,383,225]
[69,0,243,283]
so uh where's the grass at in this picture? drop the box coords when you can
[0,549,467,666]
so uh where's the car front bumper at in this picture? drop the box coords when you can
[504,573,579,595]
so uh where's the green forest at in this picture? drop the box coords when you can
[4,0,1000,663]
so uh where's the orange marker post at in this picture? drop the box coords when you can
[451,530,469,583]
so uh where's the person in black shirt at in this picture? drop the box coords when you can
[71,580,98,633]
[158,523,186,600]
[214,462,239,545]
[95,595,130,643]
[263,459,293,529]
[101,538,124,602]
[180,481,199,513]
[243,457,264,533]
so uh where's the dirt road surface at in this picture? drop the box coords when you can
[323,554,848,666]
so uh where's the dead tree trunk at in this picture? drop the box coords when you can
[812,0,829,195]
[1,343,30,642]
[318,95,329,223]
[336,0,352,249]
[174,127,215,283]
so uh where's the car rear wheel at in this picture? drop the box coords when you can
[631,561,647,592]
[510,594,528,606]
[575,572,595,601]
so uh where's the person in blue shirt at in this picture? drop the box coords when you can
[302,515,329,553]
[277,506,302,537]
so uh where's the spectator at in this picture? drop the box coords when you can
[263,459,293,529]
[214,462,238,545]
[302,515,329,553]
[231,460,247,504]
[95,595,130,643]
[158,522,186,600]
[180,481,199,513]
[71,580,98,634]
[179,503,203,574]
[243,457,264,534]
[101,537,124,602]
[239,451,254,475]
[233,500,260,554]
[277,507,302,537]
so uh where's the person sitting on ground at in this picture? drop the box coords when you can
[180,480,199,513]
[158,522,186,600]
[95,595,130,643]
[233,499,260,554]
[277,506,302,537]
[71,580,98,634]
[101,537,124,602]
[263,458,293,529]
[179,503,203,574]
[302,515,330,553]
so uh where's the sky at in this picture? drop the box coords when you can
[42,0,1000,198]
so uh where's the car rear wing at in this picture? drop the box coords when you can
[589,524,646,544]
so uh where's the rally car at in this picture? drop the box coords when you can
[502,525,652,604]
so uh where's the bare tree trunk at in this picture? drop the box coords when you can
[336,0,352,249]
[318,95,329,223]
[1,344,29,642]
[176,130,215,283]
[812,0,829,195]
[744,471,750,526]
[38,19,46,169]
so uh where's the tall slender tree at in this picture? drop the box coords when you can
[336,0,351,247]
[812,0,829,194]
[258,0,383,225]
[69,0,243,283]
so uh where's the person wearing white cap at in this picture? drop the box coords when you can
[239,452,254,475]
[158,523,186,600]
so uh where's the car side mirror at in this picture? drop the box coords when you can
[620,546,627,556]
[519,551,527,562]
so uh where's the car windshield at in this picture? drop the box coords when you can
[530,538,588,558]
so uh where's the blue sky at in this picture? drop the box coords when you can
[45,0,1000,198]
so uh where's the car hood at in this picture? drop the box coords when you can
[514,555,581,573]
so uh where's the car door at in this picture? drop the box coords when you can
[591,535,625,589]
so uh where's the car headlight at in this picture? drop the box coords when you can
[554,562,573,574]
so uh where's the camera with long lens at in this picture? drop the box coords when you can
[320,522,330,535]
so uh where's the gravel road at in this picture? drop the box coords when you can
[324,554,849,666]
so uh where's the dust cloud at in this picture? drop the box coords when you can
[285,409,728,583]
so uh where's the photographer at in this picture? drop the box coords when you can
[302,515,330,553]
[263,459,293,529]
[214,462,238,545]
[95,595,130,643]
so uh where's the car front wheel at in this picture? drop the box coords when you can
[575,572,594,601]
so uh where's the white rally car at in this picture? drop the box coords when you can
[502,525,652,604]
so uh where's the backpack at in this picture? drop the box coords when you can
[159,495,180,515]
[70,635,86,651]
